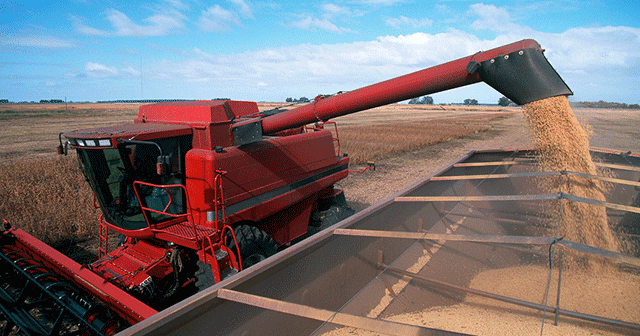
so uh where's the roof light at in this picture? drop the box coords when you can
[98,139,112,147]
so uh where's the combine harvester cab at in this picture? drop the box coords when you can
[2,39,607,335]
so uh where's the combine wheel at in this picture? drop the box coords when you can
[307,203,354,236]
[195,261,215,292]
[227,225,277,269]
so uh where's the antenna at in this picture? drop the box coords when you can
[140,55,144,100]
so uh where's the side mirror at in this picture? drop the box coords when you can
[57,133,67,155]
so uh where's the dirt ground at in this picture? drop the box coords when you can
[340,111,530,211]
[340,107,640,212]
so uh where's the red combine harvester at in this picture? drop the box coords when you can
[1,39,571,335]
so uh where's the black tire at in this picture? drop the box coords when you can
[195,260,215,292]
[227,225,278,269]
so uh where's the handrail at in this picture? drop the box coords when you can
[213,170,227,225]
[98,214,108,258]
[305,121,341,157]
[132,181,194,235]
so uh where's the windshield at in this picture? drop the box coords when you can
[76,136,190,230]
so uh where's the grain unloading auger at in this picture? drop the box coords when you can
[1,39,572,335]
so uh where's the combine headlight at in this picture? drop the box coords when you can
[77,139,85,146]
[98,139,112,147]
[85,139,97,147]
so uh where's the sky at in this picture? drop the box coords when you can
[1,0,639,104]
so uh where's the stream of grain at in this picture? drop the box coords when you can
[522,95,622,267]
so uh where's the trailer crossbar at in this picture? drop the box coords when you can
[395,194,561,202]
[215,289,469,336]
[453,160,640,172]
[333,230,640,267]
[395,192,640,214]
[428,170,640,188]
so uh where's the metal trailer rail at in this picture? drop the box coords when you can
[119,148,640,336]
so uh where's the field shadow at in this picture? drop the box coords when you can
[51,239,99,265]
[349,201,371,213]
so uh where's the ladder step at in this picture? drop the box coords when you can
[220,267,238,280]
[215,249,229,261]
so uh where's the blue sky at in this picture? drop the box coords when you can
[1,0,639,104]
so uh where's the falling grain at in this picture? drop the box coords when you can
[522,95,622,267]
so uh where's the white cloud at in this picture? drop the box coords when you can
[288,15,354,33]
[384,16,433,29]
[321,4,355,17]
[121,66,141,77]
[165,0,189,10]
[149,19,640,103]
[468,3,529,34]
[198,5,242,32]
[349,0,404,5]
[229,0,253,19]
[72,9,186,37]
[533,26,640,71]
[4,35,75,48]
[104,3,638,103]
[71,15,108,36]
[85,62,119,77]
[84,62,144,78]
[65,71,88,79]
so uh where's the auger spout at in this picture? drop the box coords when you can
[261,39,571,135]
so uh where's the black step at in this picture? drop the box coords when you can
[220,267,238,280]
[214,249,229,261]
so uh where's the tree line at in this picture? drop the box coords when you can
[409,96,513,106]
[574,100,639,109]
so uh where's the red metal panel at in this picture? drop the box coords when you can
[185,130,347,228]
[138,100,259,125]
[91,240,173,291]
[64,123,192,144]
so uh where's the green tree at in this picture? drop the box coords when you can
[421,96,434,104]
[498,96,512,106]
[409,95,434,104]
